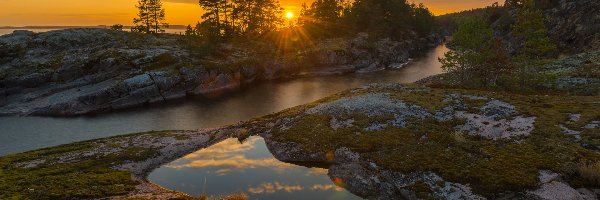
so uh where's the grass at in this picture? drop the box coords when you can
[578,161,600,187]
[263,84,600,197]
[0,131,189,199]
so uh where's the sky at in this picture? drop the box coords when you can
[0,0,501,26]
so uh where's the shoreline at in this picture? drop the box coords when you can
[0,28,443,117]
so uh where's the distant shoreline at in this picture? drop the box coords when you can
[0,25,187,29]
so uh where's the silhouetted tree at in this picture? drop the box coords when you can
[110,24,124,31]
[347,0,414,39]
[185,25,196,36]
[133,0,168,33]
[412,3,435,36]
[200,0,283,39]
[310,0,344,24]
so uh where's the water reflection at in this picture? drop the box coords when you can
[0,44,448,156]
[149,136,362,199]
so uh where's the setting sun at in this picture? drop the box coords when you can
[286,11,294,19]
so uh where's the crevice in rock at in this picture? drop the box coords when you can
[146,73,167,102]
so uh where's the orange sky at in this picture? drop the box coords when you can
[0,0,500,26]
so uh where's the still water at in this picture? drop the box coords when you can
[149,136,362,199]
[0,44,448,156]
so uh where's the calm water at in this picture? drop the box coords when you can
[0,44,448,156]
[149,136,362,199]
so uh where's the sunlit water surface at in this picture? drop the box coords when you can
[0,44,448,156]
[149,136,362,199]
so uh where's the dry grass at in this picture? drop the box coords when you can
[451,131,467,143]
[579,162,600,186]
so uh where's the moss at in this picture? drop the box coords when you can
[46,52,66,70]
[0,131,173,199]
[265,86,600,197]
[408,181,433,199]
[144,53,181,71]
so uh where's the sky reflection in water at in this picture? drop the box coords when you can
[149,136,363,199]
[0,44,447,156]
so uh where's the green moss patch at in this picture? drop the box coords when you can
[264,85,600,197]
[0,131,183,199]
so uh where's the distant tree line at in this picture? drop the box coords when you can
[297,0,436,40]
[179,0,437,42]
[129,0,439,53]
[182,0,283,40]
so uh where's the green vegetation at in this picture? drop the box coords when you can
[0,131,185,199]
[512,8,557,59]
[300,0,436,40]
[438,0,560,92]
[262,85,600,197]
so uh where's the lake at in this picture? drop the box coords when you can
[0,44,448,156]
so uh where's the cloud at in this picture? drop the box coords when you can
[248,182,305,194]
[165,137,325,176]
[310,184,344,191]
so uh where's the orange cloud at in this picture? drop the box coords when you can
[165,137,329,176]
[248,182,305,194]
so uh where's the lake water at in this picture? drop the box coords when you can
[0,44,448,156]
[149,136,363,199]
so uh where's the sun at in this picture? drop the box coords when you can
[285,11,294,19]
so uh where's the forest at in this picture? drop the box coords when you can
[131,0,437,43]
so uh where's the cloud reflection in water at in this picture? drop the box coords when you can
[149,136,361,199]
[164,137,327,176]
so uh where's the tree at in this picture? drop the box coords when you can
[512,7,556,60]
[347,0,414,40]
[310,0,344,24]
[199,0,283,39]
[411,3,436,36]
[185,24,196,36]
[439,16,507,87]
[133,0,168,33]
[110,24,124,31]
[199,0,222,38]
[452,16,493,50]
[298,3,310,25]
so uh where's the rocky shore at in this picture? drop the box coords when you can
[2,82,599,199]
[0,29,441,116]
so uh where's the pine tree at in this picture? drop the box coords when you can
[200,0,283,38]
[133,0,150,33]
[185,25,195,36]
[412,3,435,36]
[133,0,168,33]
[512,7,556,59]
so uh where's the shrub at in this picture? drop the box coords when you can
[110,24,124,31]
